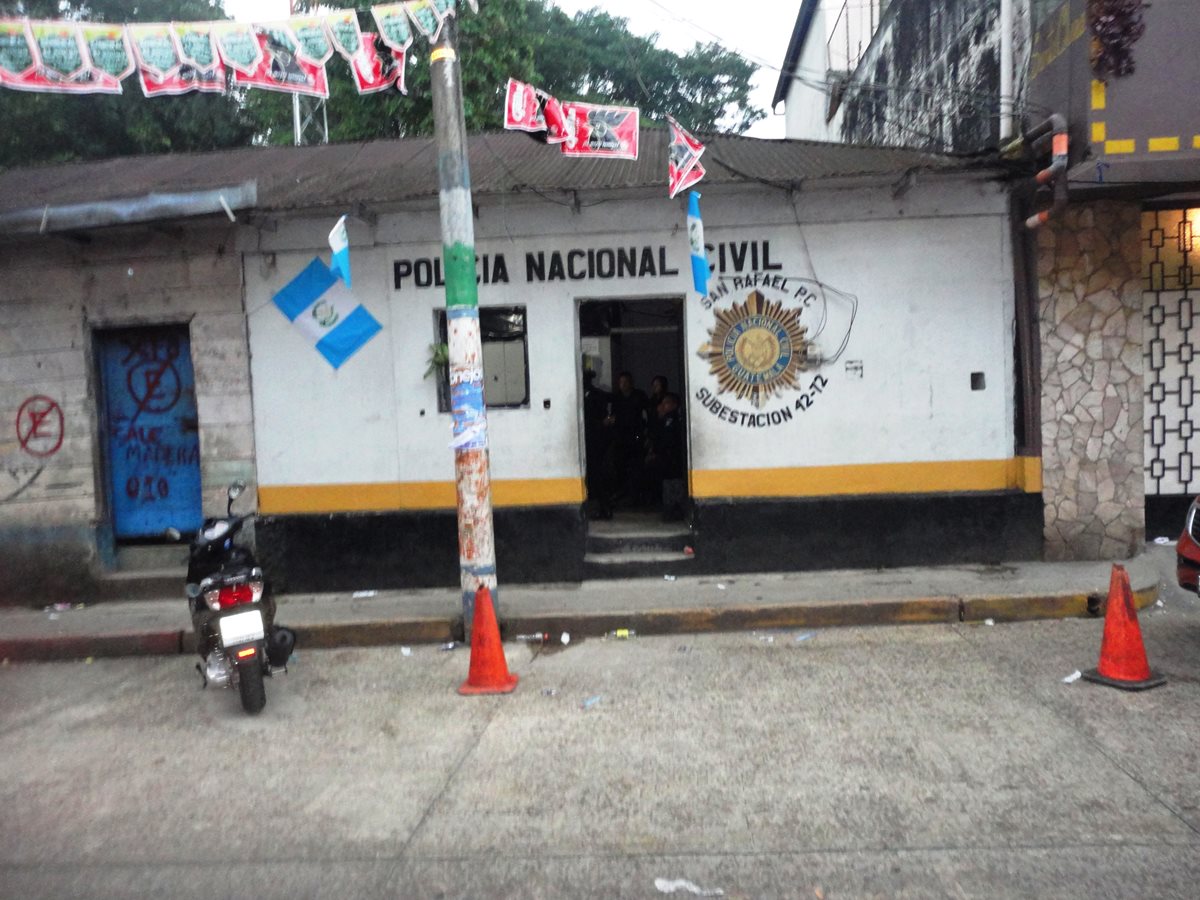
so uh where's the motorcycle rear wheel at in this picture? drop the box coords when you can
[237,656,267,715]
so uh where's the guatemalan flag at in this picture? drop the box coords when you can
[687,190,708,297]
[273,258,382,369]
[328,215,351,287]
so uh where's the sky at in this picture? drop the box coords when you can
[221,0,797,138]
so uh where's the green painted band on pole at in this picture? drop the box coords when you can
[443,242,478,308]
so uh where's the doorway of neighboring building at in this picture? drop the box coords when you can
[96,325,203,543]
[578,297,688,521]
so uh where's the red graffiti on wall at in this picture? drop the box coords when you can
[16,395,64,458]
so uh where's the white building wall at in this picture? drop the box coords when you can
[242,175,1017,507]
[782,6,843,142]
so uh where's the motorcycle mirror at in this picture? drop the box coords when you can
[163,527,182,542]
[227,481,246,501]
[185,583,202,599]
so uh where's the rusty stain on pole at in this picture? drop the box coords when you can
[430,18,497,638]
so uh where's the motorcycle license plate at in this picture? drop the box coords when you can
[219,609,264,647]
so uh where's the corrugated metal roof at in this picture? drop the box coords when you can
[0,128,981,223]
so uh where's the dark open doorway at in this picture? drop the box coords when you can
[579,297,688,521]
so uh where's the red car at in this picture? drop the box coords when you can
[1179,498,1200,592]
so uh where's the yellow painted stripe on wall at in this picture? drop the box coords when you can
[690,458,1042,500]
[1104,139,1136,154]
[259,478,585,514]
[1148,136,1181,152]
[1193,136,1200,149]
[1091,122,1106,142]
[1091,79,1106,110]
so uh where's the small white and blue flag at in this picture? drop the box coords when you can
[273,258,381,369]
[687,190,708,297]
[328,214,351,287]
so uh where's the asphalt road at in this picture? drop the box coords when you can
[2,545,1199,899]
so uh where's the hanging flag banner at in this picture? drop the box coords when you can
[561,100,640,160]
[503,79,572,144]
[235,23,329,98]
[0,20,36,87]
[325,10,363,59]
[373,3,414,56]
[288,16,335,66]
[688,191,709,297]
[80,24,134,92]
[273,258,382,370]
[129,22,220,96]
[327,14,399,94]
[667,115,707,198]
[172,21,224,87]
[2,2,483,94]
[354,33,401,94]
[329,215,352,287]
[405,0,447,43]
[212,21,262,76]
[17,21,109,93]
[372,4,414,92]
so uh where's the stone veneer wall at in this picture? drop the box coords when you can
[1038,201,1144,560]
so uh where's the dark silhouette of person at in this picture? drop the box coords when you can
[583,369,613,519]
[605,371,648,506]
[649,375,669,408]
[643,391,685,514]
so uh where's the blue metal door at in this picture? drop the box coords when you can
[98,326,203,538]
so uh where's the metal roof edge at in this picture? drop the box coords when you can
[0,182,257,234]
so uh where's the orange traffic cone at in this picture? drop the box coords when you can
[1082,564,1166,691]
[458,586,519,695]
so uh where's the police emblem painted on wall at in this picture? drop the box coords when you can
[696,273,858,427]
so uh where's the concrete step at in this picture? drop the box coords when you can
[582,551,695,580]
[586,530,693,554]
[93,568,183,602]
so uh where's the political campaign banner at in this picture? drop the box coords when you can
[0,20,36,86]
[404,0,446,43]
[211,21,262,76]
[667,115,707,198]
[173,21,223,80]
[372,3,414,56]
[560,100,640,160]
[288,16,335,66]
[503,79,572,144]
[81,23,134,91]
[234,24,329,98]
[129,22,222,96]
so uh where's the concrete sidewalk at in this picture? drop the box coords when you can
[0,553,1163,662]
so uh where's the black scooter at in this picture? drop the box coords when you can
[170,482,294,714]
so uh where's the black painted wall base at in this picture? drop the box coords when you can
[254,492,1044,593]
[255,505,587,594]
[1146,494,1195,541]
[688,492,1045,575]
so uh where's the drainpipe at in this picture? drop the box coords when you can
[999,0,1014,142]
[1021,114,1069,229]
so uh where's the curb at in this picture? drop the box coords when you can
[0,580,1161,663]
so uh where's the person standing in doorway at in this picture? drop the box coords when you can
[605,371,648,507]
[583,368,613,519]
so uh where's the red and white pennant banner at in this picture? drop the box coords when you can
[504,78,640,160]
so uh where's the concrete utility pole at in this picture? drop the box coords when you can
[429,17,498,638]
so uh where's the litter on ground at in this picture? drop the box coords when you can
[654,877,725,896]
[1063,670,1082,684]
